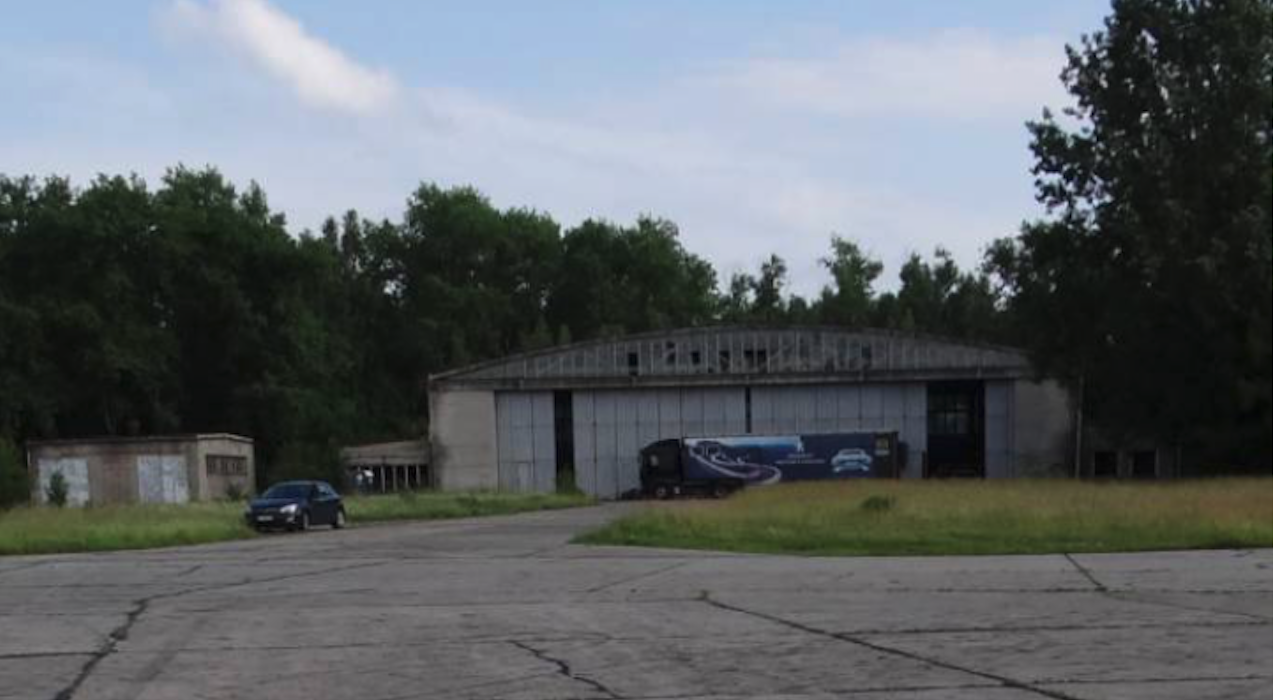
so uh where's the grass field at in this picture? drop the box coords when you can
[0,491,592,557]
[576,479,1273,556]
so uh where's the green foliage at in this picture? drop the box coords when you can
[818,237,883,327]
[0,438,29,509]
[269,442,346,490]
[45,471,68,508]
[222,482,247,502]
[989,0,1273,469]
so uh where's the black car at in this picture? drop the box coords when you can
[245,480,347,532]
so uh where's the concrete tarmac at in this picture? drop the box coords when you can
[1,504,1270,700]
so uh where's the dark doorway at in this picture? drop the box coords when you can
[553,391,575,490]
[1131,451,1157,479]
[1093,451,1119,479]
[926,381,985,478]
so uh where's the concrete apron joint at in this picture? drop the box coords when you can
[1063,553,1272,623]
[699,590,1085,700]
[510,640,622,699]
[48,559,392,700]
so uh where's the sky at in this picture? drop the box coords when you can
[0,0,1112,295]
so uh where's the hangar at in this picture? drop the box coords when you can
[428,326,1074,498]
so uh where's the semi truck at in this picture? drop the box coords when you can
[639,432,902,499]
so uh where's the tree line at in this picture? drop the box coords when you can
[0,171,1004,493]
[1,0,1269,503]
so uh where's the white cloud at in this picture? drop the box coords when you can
[715,29,1066,121]
[13,4,1060,297]
[168,0,398,116]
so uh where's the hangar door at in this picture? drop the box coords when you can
[495,392,557,493]
[750,384,928,478]
[571,387,747,498]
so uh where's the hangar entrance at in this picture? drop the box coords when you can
[926,381,985,478]
[554,391,576,489]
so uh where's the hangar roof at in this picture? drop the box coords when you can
[431,326,1035,391]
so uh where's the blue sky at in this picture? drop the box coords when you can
[0,0,1112,294]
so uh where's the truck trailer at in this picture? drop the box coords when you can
[639,432,901,499]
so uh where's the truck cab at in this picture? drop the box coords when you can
[639,439,683,499]
[641,439,745,499]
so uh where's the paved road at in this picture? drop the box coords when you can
[1,504,1271,700]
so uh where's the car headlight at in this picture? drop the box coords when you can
[280,503,299,515]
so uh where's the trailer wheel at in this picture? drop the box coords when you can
[653,484,673,500]
[710,482,731,499]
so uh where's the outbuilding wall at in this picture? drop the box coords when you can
[27,435,255,506]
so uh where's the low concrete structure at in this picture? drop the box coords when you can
[340,440,429,492]
[26,434,255,506]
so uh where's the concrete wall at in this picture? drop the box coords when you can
[28,435,255,506]
[1012,380,1074,477]
[429,390,499,490]
[194,436,255,499]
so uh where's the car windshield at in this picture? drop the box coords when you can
[262,484,312,499]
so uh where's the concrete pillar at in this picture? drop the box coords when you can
[430,389,499,491]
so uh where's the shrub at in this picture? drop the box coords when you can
[0,437,31,509]
[223,482,247,502]
[860,494,896,514]
[556,468,583,496]
[46,471,69,508]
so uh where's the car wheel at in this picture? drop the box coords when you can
[333,509,347,530]
[653,484,673,500]
[298,512,310,532]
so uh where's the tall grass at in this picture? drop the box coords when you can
[1,491,595,557]
[344,491,591,523]
[0,502,254,557]
[577,479,1273,556]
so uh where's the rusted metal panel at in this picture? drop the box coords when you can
[432,327,1033,391]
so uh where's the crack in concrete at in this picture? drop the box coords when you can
[510,640,622,699]
[1062,554,1108,592]
[588,562,689,594]
[699,591,1086,700]
[1044,672,1273,686]
[849,618,1266,637]
[47,559,391,700]
[1104,590,1273,623]
[53,598,149,700]
[171,564,204,580]
[1063,554,1273,623]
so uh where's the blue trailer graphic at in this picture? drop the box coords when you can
[641,432,899,497]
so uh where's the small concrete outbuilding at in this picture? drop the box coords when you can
[27,434,255,506]
[340,440,429,493]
